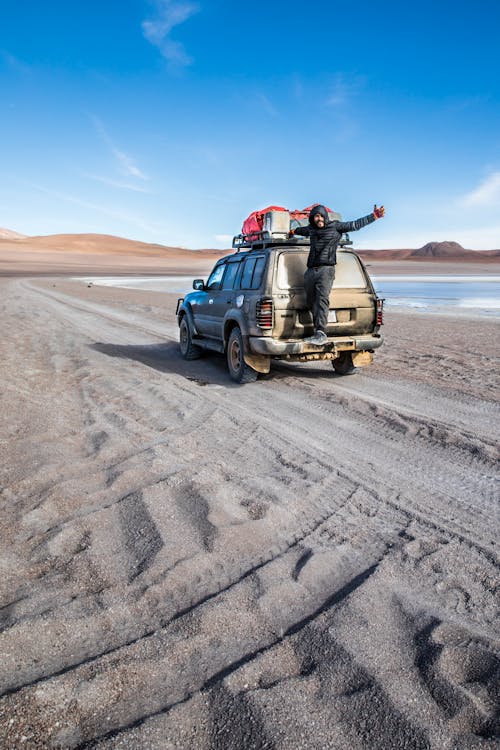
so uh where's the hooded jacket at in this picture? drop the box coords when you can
[294,205,375,268]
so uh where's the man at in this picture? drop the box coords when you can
[290,203,385,344]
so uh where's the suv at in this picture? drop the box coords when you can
[176,235,384,383]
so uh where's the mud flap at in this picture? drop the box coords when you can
[244,351,271,374]
[241,334,271,374]
[352,350,373,367]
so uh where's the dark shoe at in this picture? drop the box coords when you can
[304,330,328,345]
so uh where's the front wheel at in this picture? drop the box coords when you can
[227,327,258,383]
[332,351,356,375]
[179,317,202,360]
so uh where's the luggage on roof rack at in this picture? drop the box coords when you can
[235,205,292,250]
[242,206,290,239]
[234,204,348,250]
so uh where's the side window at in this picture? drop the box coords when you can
[240,258,256,289]
[206,263,225,290]
[221,261,241,290]
[240,256,266,289]
[250,257,266,289]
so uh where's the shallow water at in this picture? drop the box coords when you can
[77,274,500,316]
[371,275,500,315]
[77,275,195,294]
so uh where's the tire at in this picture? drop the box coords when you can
[226,327,258,384]
[332,351,356,375]
[179,317,202,360]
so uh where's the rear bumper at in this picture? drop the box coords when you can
[249,333,384,357]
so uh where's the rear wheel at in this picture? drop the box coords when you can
[332,351,356,375]
[179,317,202,360]
[227,327,258,383]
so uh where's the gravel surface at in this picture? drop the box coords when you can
[0,277,498,749]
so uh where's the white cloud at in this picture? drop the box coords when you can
[326,73,365,107]
[112,149,148,180]
[142,1,199,66]
[1,50,30,74]
[461,171,500,207]
[90,115,149,181]
[214,234,233,243]
[25,182,158,234]
[257,93,278,117]
[292,76,304,100]
[82,173,152,193]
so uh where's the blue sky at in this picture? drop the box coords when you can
[1,0,499,249]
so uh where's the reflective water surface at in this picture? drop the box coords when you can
[371,275,500,315]
[77,274,500,316]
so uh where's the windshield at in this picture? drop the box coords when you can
[276,251,368,289]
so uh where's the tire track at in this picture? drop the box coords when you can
[0,478,364,696]
[2,279,499,749]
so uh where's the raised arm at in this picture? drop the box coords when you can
[336,204,385,233]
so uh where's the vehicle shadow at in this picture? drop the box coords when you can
[90,342,358,386]
[265,359,359,381]
[89,341,235,388]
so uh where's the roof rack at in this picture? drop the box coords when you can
[232,231,308,251]
[232,231,353,252]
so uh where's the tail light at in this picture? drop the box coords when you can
[256,298,273,329]
[376,298,384,326]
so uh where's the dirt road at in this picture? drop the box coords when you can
[1,278,498,749]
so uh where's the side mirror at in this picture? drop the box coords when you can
[193,279,204,290]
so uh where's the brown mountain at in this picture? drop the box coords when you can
[358,241,500,262]
[1,229,499,276]
[411,241,480,258]
[0,232,225,256]
[0,231,227,276]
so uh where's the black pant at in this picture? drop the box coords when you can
[304,266,335,333]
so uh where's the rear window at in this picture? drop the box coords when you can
[240,256,266,289]
[276,252,367,289]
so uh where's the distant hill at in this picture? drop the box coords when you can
[1,230,499,278]
[0,231,227,257]
[0,227,26,239]
[0,230,228,275]
[358,241,500,261]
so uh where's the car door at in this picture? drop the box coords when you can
[192,261,225,336]
[208,259,243,338]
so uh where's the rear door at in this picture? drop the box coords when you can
[327,252,376,335]
[273,250,375,338]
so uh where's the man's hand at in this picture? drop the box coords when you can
[289,229,295,236]
[373,204,385,219]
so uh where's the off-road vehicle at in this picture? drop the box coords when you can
[176,225,384,383]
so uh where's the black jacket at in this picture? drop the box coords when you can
[294,205,375,268]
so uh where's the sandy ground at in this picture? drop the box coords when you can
[0,275,499,750]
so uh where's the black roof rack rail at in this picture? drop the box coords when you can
[232,231,353,252]
[340,235,353,247]
[232,232,309,251]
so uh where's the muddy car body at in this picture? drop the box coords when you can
[176,235,384,383]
